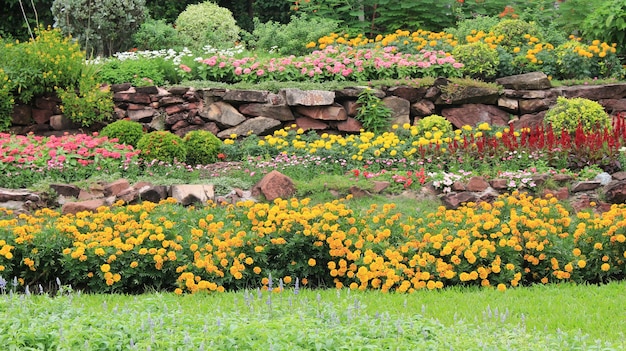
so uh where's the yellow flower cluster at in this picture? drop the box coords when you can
[309,29,457,52]
[2,190,626,294]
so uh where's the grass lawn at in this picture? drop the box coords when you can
[1,281,624,350]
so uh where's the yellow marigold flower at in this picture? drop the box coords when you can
[283,276,292,284]
[308,258,317,267]
[572,248,581,256]
[253,266,261,274]
[174,288,183,295]
[100,264,111,273]
[497,283,507,292]
[594,243,603,250]
[577,260,586,268]
[601,263,610,271]
[130,261,139,268]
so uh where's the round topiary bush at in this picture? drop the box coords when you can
[451,42,500,80]
[136,131,186,164]
[490,19,542,51]
[100,120,145,147]
[415,115,453,135]
[175,1,240,50]
[544,97,611,134]
[183,130,223,165]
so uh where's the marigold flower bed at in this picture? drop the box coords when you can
[1,191,625,294]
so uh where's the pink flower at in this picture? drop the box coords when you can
[243,68,251,74]
[179,64,191,72]
[234,67,243,75]
[256,69,265,76]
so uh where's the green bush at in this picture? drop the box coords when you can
[51,0,147,56]
[249,14,339,55]
[0,26,84,104]
[183,130,223,165]
[175,1,240,50]
[451,42,500,81]
[55,64,114,127]
[445,16,501,45]
[0,68,14,131]
[490,19,541,51]
[137,131,186,163]
[415,115,453,135]
[132,18,181,51]
[581,0,626,57]
[544,97,611,134]
[100,120,145,147]
[95,58,170,86]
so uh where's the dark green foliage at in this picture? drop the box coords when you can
[132,18,181,51]
[183,130,223,165]
[100,120,145,147]
[491,19,542,51]
[51,0,147,56]
[137,131,186,163]
[249,14,339,55]
[452,42,500,81]
[355,88,392,134]
[0,0,55,42]
[582,0,626,56]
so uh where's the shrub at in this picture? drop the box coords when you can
[0,26,84,104]
[415,115,453,135]
[355,88,392,134]
[451,42,500,80]
[132,18,181,51]
[55,64,114,127]
[0,69,14,131]
[95,57,169,86]
[249,14,339,55]
[136,131,186,163]
[445,16,501,45]
[183,130,223,165]
[51,0,147,56]
[544,97,611,134]
[175,1,240,50]
[100,120,145,147]
[581,0,626,56]
[490,19,541,51]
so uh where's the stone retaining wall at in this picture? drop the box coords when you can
[9,72,626,137]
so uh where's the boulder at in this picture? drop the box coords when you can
[436,86,499,105]
[295,104,348,121]
[239,103,295,121]
[604,180,626,204]
[200,101,247,127]
[383,96,410,126]
[283,88,335,106]
[223,89,269,103]
[11,104,32,126]
[496,72,552,90]
[387,86,427,102]
[440,192,477,209]
[411,100,436,117]
[294,116,329,131]
[170,184,215,206]
[217,116,282,138]
[441,104,510,129]
[252,170,296,201]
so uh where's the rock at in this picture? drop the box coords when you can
[251,170,296,201]
[441,104,510,129]
[11,104,32,126]
[519,98,554,114]
[217,116,282,138]
[599,98,626,114]
[283,88,335,106]
[349,186,371,198]
[168,86,190,95]
[542,186,569,201]
[0,188,40,203]
[437,86,499,105]
[335,87,384,99]
[111,83,132,92]
[451,181,466,192]
[340,100,360,117]
[294,116,329,131]
[557,84,626,100]
[571,181,602,192]
[139,185,169,203]
[503,89,557,99]
[465,176,489,192]
[334,117,363,132]
[387,86,427,102]
[611,172,626,181]
[383,96,410,126]
[411,100,436,117]
[594,172,612,186]
[62,198,108,215]
[604,179,626,204]
[49,184,81,198]
[113,92,152,105]
[50,115,79,130]
[200,101,246,127]
[239,103,295,121]
[135,86,159,95]
[440,192,477,209]
[104,179,131,197]
[223,89,269,103]
[159,96,185,106]
[489,179,509,190]
[170,184,214,206]
[165,112,187,126]
[372,181,390,193]
[32,108,53,125]
[496,72,551,90]
[127,108,156,122]
[295,104,348,121]
[498,97,519,113]
[165,104,187,115]
[512,111,546,131]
